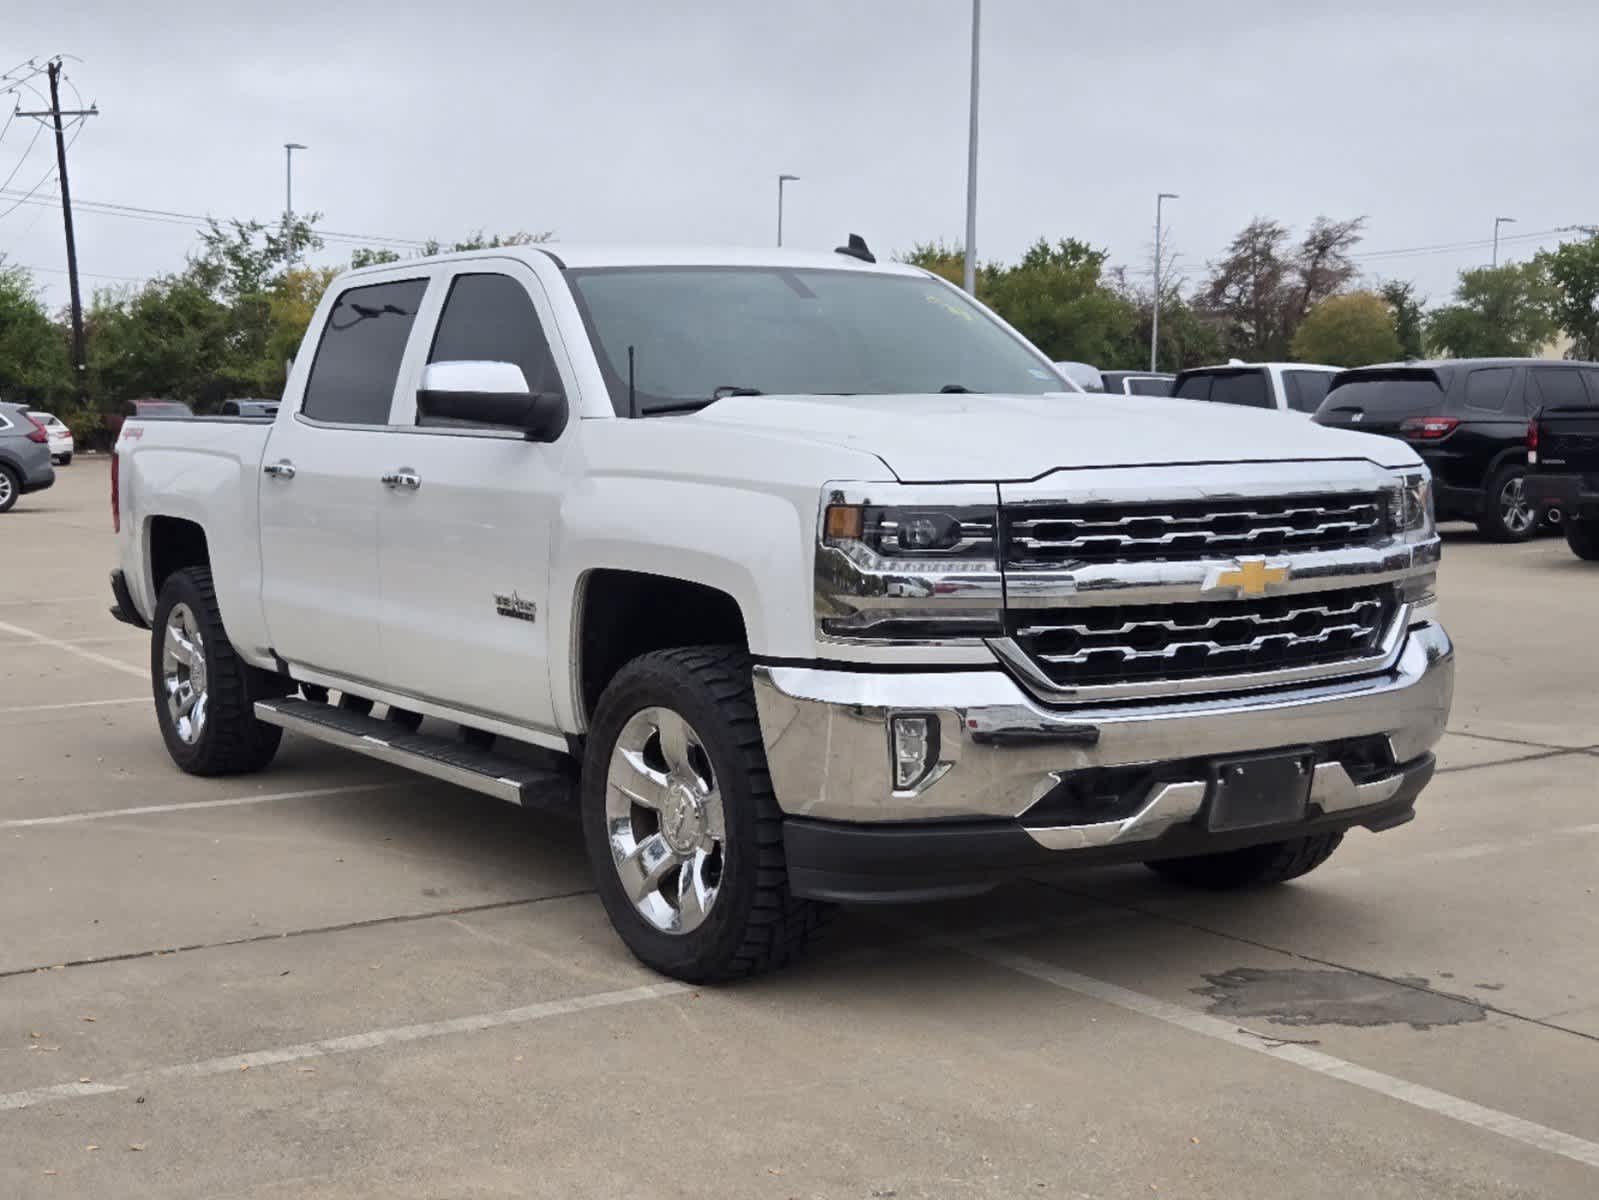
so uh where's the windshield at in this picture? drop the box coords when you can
[565,267,1067,414]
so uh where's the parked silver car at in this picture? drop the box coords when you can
[0,402,56,513]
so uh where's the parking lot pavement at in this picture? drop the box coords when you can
[2,459,1596,1199]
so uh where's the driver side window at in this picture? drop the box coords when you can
[426,273,561,419]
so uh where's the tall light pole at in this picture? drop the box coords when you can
[284,142,307,264]
[1151,192,1178,372]
[962,0,981,294]
[776,174,799,246]
[1492,215,1516,268]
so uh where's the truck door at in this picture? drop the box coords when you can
[375,263,571,733]
[259,275,431,681]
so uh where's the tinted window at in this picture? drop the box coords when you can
[1583,369,1599,402]
[566,267,1065,415]
[1464,367,1514,414]
[1209,370,1271,409]
[301,279,428,425]
[1316,374,1445,420]
[1531,368,1591,410]
[1127,377,1173,397]
[428,273,561,397]
[1284,370,1334,413]
[1174,374,1212,401]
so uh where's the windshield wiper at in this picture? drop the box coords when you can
[939,384,973,393]
[711,386,764,399]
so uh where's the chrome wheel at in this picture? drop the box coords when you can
[605,706,726,934]
[1500,476,1535,535]
[0,471,13,509]
[161,603,209,745]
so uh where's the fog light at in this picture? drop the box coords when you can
[890,714,939,790]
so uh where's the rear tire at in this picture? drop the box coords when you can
[1477,464,1539,542]
[1145,832,1344,890]
[0,465,18,513]
[581,645,831,982]
[1565,519,1599,561]
[151,566,286,775]
[58,453,72,466]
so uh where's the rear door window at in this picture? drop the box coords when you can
[300,278,429,425]
[1208,370,1272,409]
[1284,370,1334,413]
[1174,373,1212,401]
[427,272,561,397]
[1463,367,1515,414]
[1531,368,1592,410]
[1127,377,1172,397]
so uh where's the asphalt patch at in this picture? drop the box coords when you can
[1194,967,1487,1031]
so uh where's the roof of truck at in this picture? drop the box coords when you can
[342,244,930,280]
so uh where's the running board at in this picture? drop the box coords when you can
[254,697,572,808]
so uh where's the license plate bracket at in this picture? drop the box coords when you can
[1207,749,1314,833]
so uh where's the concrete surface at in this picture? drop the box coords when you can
[1,460,1595,1198]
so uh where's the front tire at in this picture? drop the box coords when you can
[581,645,830,982]
[1145,832,1344,890]
[1477,464,1539,542]
[1565,519,1599,561]
[151,566,286,775]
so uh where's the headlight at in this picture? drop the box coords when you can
[1391,471,1434,536]
[816,486,1003,643]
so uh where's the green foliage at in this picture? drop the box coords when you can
[1289,292,1401,366]
[352,230,551,270]
[1379,280,1426,359]
[0,259,73,408]
[1534,236,1599,360]
[1426,263,1556,358]
[981,239,1140,365]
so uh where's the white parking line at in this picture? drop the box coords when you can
[0,783,390,829]
[957,938,1599,1172]
[0,618,145,679]
[0,696,147,715]
[0,982,688,1112]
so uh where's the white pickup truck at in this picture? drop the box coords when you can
[109,243,1453,982]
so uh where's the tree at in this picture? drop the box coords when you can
[980,238,1139,366]
[898,240,968,289]
[0,259,73,408]
[1290,292,1401,366]
[1379,280,1427,359]
[350,229,552,270]
[1535,235,1599,360]
[1202,215,1365,359]
[1426,263,1555,358]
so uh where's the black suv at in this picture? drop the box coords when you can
[1313,359,1597,541]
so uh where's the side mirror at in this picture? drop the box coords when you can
[416,361,568,442]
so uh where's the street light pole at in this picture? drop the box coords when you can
[962,0,981,294]
[777,174,799,246]
[284,142,307,264]
[1492,215,1516,268]
[1151,192,1178,373]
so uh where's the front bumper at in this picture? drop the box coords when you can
[754,622,1453,896]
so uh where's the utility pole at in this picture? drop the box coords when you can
[776,173,798,246]
[962,0,981,294]
[1492,216,1516,268]
[1151,192,1178,373]
[18,60,98,404]
[284,143,307,264]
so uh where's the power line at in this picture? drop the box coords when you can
[0,124,44,193]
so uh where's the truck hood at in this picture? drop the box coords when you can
[688,392,1420,482]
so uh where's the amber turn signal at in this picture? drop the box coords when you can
[824,505,864,541]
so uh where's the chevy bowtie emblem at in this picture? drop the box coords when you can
[1209,559,1289,597]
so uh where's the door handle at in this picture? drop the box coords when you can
[263,460,296,480]
[381,469,421,491]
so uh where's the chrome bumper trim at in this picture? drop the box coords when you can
[752,622,1453,823]
[1311,760,1410,813]
[1024,782,1207,850]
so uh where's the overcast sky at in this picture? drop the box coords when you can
[5,0,1598,312]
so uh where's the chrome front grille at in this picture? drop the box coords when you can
[1003,493,1386,565]
[1006,585,1397,690]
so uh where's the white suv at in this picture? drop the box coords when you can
[1173,362,1342,415]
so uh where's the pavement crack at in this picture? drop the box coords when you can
[1446,727,1594,753]
[0,889,596,982]
[1435,748,1583,775]
[1035,878,1599,1046]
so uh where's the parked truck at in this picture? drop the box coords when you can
[109,243,1454,981]
[1525,380,1599,560]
